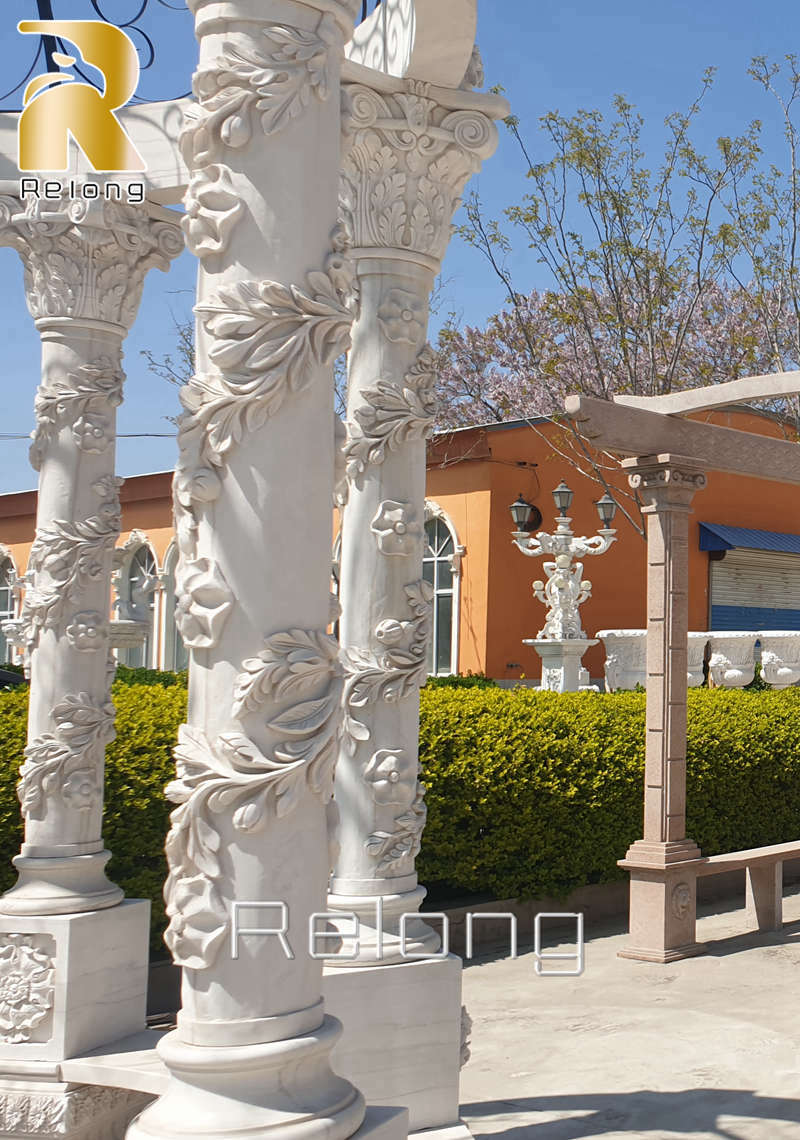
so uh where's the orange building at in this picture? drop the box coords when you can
[2,407,799,683]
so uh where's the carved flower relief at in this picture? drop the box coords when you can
[66,611,108,652]
[370,501,422,556]
[164,873,228,970]
[377,289,425,344]
[182,164,244,259]
[175,558,234,650]
[364,749,416,805]
[62,767,101,811]
[0,936,55,1045]
[72,410,111,453]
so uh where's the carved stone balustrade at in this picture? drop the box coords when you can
[708,632,758,689]
[757,631,800,689]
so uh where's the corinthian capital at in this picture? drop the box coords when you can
[340,77,505,265]
[0,195,184,329]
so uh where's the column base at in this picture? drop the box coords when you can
[322,954,464,1132]
[325,887,441,966]
[126,1017,368,1140]
[0,1078,150,1140]
[0,900,150,1064]
[618,841,703,963]
[0,852,123,916]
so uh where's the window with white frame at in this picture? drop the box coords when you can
[423,507,461,675]
[0,557,16,664]
[117,544,159,668]
[162,545,189,671]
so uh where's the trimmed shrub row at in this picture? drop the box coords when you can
[2,683,800,953]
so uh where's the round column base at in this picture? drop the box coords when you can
[324,886,442,967]
[0,850,123,915]
[127,1018,366,1140]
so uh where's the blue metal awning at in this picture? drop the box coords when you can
[699,522,800,554]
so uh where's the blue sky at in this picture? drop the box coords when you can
[0,0,797,492]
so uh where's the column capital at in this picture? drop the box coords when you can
[622,452,707,512]
[340,76,503,268]
[0,195,184,330]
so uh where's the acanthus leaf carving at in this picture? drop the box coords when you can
[29,355,124,470]
[164,629,342,969]
[182,14,339,166]
[17,490,121,656]
[0,196,183,327]
[340,82,497,261]
[342,580,432,749]
[344,344,437,488]
[364,782,427,872]
[18,693,115,821]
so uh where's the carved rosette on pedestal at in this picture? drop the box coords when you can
[328,74,504,962]
[127,4,381,1140]
[0,195,183,916]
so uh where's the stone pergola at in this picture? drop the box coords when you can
[0,3,507,1139]
[565,375,800,963]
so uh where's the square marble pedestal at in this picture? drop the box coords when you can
[0,900,150,1065]
[323,953,471,1138]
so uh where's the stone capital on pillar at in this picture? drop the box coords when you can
[622,452,708,514]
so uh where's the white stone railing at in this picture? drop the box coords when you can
[597,630,800,691]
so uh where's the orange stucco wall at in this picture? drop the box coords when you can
[427,409,800,681]
[3,407,800,680]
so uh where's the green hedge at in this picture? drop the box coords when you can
[2,685,800,955]
[417,687,800,899]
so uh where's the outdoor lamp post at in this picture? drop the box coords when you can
[512,483,618,691]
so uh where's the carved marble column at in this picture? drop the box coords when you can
[128,4,402,1140]
[0,193,182,1139]
[618,453,707,963]
[0,194,183,914]
[321,72,505,1135]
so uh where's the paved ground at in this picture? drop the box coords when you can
[459,888,800,1140]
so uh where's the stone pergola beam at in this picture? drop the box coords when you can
[614,370,800,416]
[564,394,800,483]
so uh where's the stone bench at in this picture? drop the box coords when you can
[694,841,800,932]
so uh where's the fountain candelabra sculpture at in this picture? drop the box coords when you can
[510,482,617,691]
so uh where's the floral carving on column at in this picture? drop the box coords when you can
[344,345,437,488]
[18,693,116,821]
[0,935,55,1044]
[29,356,124,470]
[163,629,342,969]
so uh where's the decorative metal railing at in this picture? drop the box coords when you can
[0,0,193,112]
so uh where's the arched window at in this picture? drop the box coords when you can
[423,503,464,676]
[162,544,189,672]
[0,555,17,664]
[116,540,159,668]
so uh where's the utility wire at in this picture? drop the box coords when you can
[0,433,175,440]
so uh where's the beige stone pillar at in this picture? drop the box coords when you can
[618,453,707,963]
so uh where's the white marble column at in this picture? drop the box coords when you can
[128,4,402,1140]
[322,72,505,1135]
[0,192,182,1138]
[0,194,183,914]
